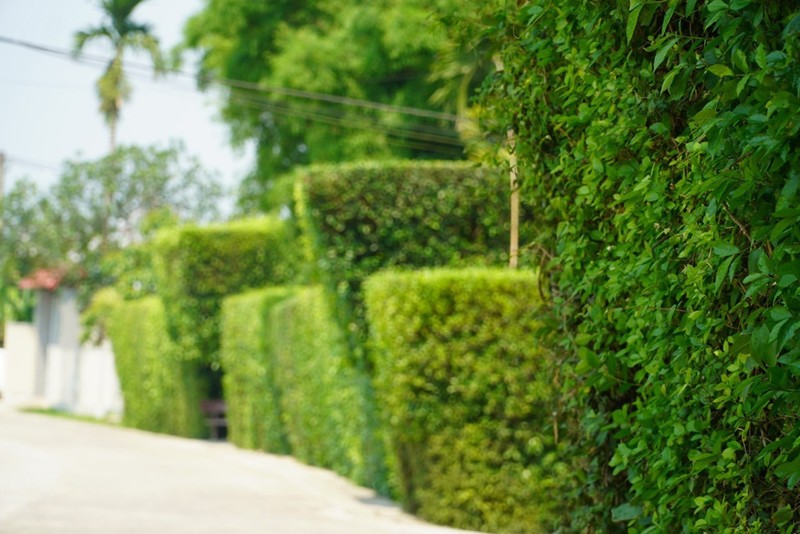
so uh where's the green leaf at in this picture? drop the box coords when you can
[751,324,777,367]
[775,455,800,489]
[707,0,728,12]
[715,255,735,292]
[627,3,643,43]
[755,46,767,69]
[654,37,680,71]
[732,48,748,72]
[713,243,739,257]
[661,66,682,94]
[784,14,800,38]
[769,307,792,322]
[612,502,642,522]
[772,505,794,526]
[708,64,734,78]
[662,0,679,33]
[729,0,752,9]
[692,108,718,128]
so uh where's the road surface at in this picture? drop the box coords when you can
[0,404,475,534]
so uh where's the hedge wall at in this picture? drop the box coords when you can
[294,160,524,361]
[475,1,800,530]
[219,287,295,453]
[365,268,565,533]
[154,217,297,380]
[269,285,387,491]
[107,296,204,437]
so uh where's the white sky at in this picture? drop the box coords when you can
[0,0,254,212]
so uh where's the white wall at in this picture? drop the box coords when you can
[0,347,5,397]
[3,322,41,407]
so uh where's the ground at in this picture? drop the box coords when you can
[0,403,475,534]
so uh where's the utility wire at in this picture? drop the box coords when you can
[230,93,463,147]
[0,34,461,122]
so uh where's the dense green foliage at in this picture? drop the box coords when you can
[295,160,524,361]
[269,285,386,490]
[154,217,297,371]
[107,295,204,437]
[365,268,564,533]
[220,285,386,489]
[219,287,295,453]
[184,0,473,210]
[473,1,800,529]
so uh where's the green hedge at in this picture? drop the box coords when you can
[476,1,800,529]
[294,160,524,361]
[365,268,565,533]
[154,216,297,372]
[108,296,204,437]
[219,287,295,453]
[269,285,386,491]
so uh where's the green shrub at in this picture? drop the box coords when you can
[108,296,204,437]
[269,285,387,491]
[154,216,297,371]
[219,287,295,453]
[475,1,800,529]
[365,268,566,533]
[294,160,526,360]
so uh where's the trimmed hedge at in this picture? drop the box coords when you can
[269,285,386,491]
[294,160,525,360]
[107,296,204,437]
[365,268,565,533]
[219,287,295,453]
[154,217,297,370]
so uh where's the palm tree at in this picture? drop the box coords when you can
[74,0,165,152]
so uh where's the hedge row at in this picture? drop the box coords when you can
[219,287,294,453]
[220,285,387,491]
[154,217,297,396]
[107,296,204,437]
[294,160,525,362]
[365,268,565,533]
[477,1,800,529]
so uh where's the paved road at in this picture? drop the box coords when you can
[0,404,474,534]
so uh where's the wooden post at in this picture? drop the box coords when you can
[492,56,520,269]
[507,131,519,269]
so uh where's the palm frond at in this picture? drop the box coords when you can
[74,25,113,55]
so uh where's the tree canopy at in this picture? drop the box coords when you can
[183,0,482,210]
[0,143,223,322]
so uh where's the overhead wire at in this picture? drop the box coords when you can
[0,34,465,157]
[0,34,461,122]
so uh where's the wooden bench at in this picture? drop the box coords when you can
[200,399,227,441]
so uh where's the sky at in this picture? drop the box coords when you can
[0,0,254,212]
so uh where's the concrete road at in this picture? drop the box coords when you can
[0,404,475,534]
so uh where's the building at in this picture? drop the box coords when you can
[2,268,122,418]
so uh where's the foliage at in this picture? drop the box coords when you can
[219,287,295,453]
[0,143,223,319]
[365,268,566,533]
[107,295,205,437]
[268,285,387,492]
[183,0,468,210]
[476,0,800,530]
[294,160,526,364]
[74,0,166,150]
[153,216,297,373]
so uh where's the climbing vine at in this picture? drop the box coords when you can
[477,0,800,529]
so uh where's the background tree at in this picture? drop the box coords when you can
[74,0,166,152]
[0,143,224,319]
[183,0,476,212]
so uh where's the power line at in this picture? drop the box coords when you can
[0,34,461,123]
